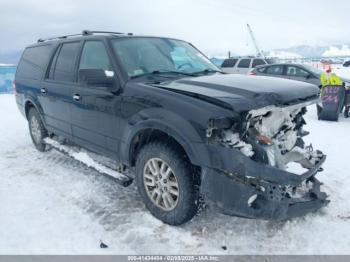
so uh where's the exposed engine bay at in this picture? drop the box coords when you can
[202,102,329,220]
[210,102,324,173]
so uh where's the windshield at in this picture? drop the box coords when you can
[111,37,220,78]
[302,64,323,75]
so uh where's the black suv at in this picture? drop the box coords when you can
[15,30,328,225]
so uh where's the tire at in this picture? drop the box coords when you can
[344,106,349,118]
[135,142,199,225]
[28,107,48,152]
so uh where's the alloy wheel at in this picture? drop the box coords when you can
[143,158,179,211]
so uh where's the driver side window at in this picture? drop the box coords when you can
[79,41,111,71]
[286,66,309,77]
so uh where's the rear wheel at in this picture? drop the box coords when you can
[28,107,48,152]
[135,142,199,225]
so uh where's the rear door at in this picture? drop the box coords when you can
[41,41,82,139]
[15,44,53,116]
[71,40,120,158]
[235,59,252,74]
[262,64,285,79]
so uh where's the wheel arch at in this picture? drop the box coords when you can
[122,121,203,169]
[24,99,36,119]
[24,97,47,128]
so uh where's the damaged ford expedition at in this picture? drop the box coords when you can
[15,31,329,225]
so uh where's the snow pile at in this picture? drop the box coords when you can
[1,94,350,254]
[0,63,16,66]
[322,45,350,57]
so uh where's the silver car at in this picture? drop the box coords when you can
[250,63,324,87]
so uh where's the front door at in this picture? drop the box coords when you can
[285,65,312,84]
[71,40,121,158]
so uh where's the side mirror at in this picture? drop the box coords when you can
[78,69,116,89]
[306,73,312,79]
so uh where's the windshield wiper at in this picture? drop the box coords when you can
[192,69,223,75]
[131,70,195,79]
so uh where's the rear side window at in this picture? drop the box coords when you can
[16,45,53,79]
[221,58,238,68]
[48,42,80,82]
[266,65,284,75]
[257,67,266,73]
[252,59,266,67]
[237,59,251,68]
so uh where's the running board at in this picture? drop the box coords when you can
[44,138,133,187]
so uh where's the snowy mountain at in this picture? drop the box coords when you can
[0,50,22,65]
[269,44,350,58]
[268,50,302,59]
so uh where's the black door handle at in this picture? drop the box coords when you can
[73,94,81,101]
[40,87,47,94]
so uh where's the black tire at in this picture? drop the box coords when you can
[135,142,199,225]
[344,106,349,118]
[28,107,48,152]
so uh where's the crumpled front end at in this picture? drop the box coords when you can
[201,100,329,220]
[200,165,328,220]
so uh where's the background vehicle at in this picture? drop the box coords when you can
[251,63,321,86]
[344,60,350,67]
[15,31,328,225]
[221,56,275,74]
[250,63,350,88]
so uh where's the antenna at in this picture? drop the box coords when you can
[246,24,265,59]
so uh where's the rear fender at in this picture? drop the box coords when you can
[24,94,46,128]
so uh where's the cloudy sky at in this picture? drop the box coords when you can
[1,0,349,56]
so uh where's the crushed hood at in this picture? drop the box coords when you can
[154,74,320,112]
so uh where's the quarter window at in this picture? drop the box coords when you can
[17,45,53,79]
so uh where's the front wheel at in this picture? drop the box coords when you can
[135,142,199,225]
[28,107,48,152]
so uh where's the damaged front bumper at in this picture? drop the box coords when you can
[199,145,329,220]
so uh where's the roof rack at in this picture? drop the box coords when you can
[37,30,133,43]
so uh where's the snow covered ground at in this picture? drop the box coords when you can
[1,94,350,255]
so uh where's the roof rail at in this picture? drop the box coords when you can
[37,33,83,43]
[37,30,133,43]
[82,30,133,36]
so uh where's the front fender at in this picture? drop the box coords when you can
[119,108,208,167]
